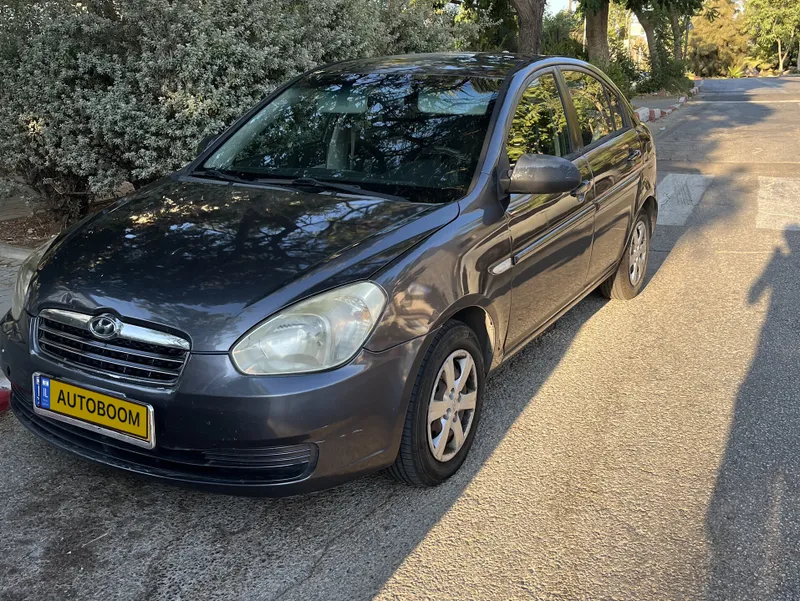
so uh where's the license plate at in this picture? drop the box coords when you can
[32,374,155,449]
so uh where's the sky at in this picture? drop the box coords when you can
[545,0,573,15]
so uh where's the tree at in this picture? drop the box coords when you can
[628,2,662,73]
[623,0,703,76]
[688,0,748,77]
[541,9,586,57]
[466,0,520,51]
[577,0,611,63]
[668,8,690,60]
[745,0,800,72]
[509,0,547,54]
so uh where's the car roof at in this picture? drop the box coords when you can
[315,52,550,79]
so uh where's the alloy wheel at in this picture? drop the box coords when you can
[427,349,478,463]
[628,220,648,286]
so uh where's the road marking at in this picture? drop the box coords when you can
[756,177,800,231]
[656,173,713,226]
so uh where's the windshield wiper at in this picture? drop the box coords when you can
[192,168,255,184]
[290,177,407,202]
[193,170,407,202]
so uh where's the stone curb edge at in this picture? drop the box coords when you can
[634,86,699,124]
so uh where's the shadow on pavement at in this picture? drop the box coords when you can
[653,94,775,166]
[706,226,800,601]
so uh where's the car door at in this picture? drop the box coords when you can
[502,69,595,355]
[560,68,643,284]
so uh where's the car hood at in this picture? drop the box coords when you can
[30,176,456,351]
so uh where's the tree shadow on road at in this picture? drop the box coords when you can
[706,226,800,601]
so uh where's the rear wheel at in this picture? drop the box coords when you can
[599,210,652,300]
[388,321,485,487]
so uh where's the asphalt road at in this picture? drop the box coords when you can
[2,77,800,601]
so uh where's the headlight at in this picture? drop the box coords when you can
[10,239,54,321]
[231,281,386,375]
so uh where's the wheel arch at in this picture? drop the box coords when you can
[641,195,658,227]
[449,306,494,374]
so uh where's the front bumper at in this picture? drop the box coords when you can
[1,310,425,495]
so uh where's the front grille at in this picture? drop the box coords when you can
[11,388,317,485]
[36,309,189,386]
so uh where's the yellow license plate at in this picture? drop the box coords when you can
[32,374,154,448]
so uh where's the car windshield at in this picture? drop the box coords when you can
[201,72,504,203]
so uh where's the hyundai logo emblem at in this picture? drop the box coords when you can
[88,314,120,340]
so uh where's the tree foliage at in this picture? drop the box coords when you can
[0,0,475,217]
[744,0,800,72]
[688,0,749,76]
[540,10,587,58]
[464,0,520,51]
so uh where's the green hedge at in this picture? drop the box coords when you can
[0,0,472,217]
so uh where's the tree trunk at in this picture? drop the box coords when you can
[511,0,546,55]
[585,1,610,64]
[635,9,659,75]
[778,37,783,73]
[682,17,691,61]
[669,9,682,61]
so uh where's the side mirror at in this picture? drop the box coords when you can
[196,134,218,155]
[506,154,582,195]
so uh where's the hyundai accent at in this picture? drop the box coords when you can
[0,53,657,495]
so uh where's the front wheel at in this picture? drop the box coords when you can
[388,321,485,487]
[599,210,652,300]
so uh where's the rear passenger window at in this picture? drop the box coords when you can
[562,70,614,146]
[506,73,570,166]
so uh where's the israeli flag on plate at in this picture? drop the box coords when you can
[37,376,51,409]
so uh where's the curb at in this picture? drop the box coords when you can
[635,93,692,124]
[0,243,33,262]
[0,377,9,412]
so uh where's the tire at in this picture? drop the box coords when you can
[388,321,485,487]
[599,209,652,300]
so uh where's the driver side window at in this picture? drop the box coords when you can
[506,73,570,167]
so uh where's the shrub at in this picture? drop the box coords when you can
[635,57,692,94]
[727,63,745,78]
[0,0,474,219]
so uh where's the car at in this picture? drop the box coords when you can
[0,53,656,495]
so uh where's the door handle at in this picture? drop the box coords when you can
[627,149,643,163]
[571,179,592,203]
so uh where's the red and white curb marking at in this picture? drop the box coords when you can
[635,95,689,123]
[635,80,702,124]
[0,377,9,412]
